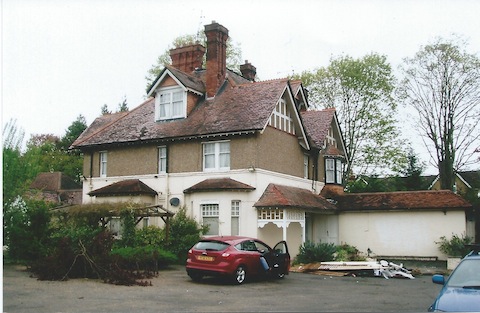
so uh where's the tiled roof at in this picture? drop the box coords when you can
[72,78,290,148]
[183,178,255,193]
[457,170,480,189]
[254,183,337,212]
[30,172,81,191]
[301,108,336,149]
[88,179,157,197]
[336,190,472,211]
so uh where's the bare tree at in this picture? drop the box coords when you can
[398,36,480,190]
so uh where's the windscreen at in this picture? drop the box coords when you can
[194,241,229,251]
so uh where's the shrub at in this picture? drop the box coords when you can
[110,246,177,271]
[335,244,365,261]
[3,197,54,262]
[163,207,208,264]
[294,241,336,264]
[436,233,473,257]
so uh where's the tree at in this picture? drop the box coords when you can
[294,53,408,180]
[101,104,111,115]
[58,114,87,151]
[3,119,28,205]
[117,96,129,112]
[398,37,480,190]
[145,32,242,91]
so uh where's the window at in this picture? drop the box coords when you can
[203,141,230,171]
[155,86,186,120]
[303,154,309,179]
[99,151,107,177]
[201,203,219,236]
[231,200,240,235]
[325,158,342,184]
[158,146,167,173]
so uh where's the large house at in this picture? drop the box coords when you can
[72,21,472,259]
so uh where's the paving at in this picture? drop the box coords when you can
[3,264,444,312]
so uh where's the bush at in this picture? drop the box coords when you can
[335,244,365,261]
[163,207,208,264]
[436,233,473,257]
[3,197,54,262]
[294,241,336,264]
[110,246,177,270]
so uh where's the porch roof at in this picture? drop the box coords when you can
[183,178,255,193]
[254,183,337,212]
[88,179,158,197]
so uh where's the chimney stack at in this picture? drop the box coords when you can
[240,60,256,81]
[169,43,205,73]
[204,21,228,98]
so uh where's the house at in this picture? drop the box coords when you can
[72,21,473,259]
[27,172,82,205]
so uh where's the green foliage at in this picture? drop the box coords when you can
[335,244,366,261]
[294,241,337,264]
[163,207,208,263]
[117,209,136,248]
[58,115,87,151]
[293,53,408,178]
[134,225,165,246]
[110,246,177,269]
[3,198,54,262]
[436,233,473,257]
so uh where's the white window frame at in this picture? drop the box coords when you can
[303,154,309,179]
[231,200,240,236]
[325,158,342,184]
[158,146,167,174]
[99,151,107,178]
[155,86,186,121]
[201,203,219,236]
[203,141,230,172]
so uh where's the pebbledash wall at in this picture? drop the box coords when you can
[338,210,467,260]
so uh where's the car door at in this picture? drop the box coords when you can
[238,240,262,274]
[272,241,290,273]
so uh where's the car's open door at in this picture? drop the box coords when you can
[272,241,290,275]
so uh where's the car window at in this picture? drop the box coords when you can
[194,241,229,251]
[254,241,270,253]
[446,259,480,287]
[236,240,258,251]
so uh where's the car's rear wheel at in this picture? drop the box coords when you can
[234,266,246,284]
[187,271,203,282]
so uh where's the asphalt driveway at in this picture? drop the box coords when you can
[3,264,442,312]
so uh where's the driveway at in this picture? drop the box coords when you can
[3,264,442,312]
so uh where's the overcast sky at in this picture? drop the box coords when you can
[3,0,480,172]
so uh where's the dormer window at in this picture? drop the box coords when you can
[155,86,186,121]
[325,158,342,184]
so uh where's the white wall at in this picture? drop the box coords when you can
[339,210,466,260]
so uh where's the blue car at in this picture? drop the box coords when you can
[429,247,480,312]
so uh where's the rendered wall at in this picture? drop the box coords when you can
[338,210,466,260]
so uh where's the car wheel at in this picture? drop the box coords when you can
[234,266,247,284]
[187,271,203,282]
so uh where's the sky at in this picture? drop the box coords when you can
[2,0,480,173]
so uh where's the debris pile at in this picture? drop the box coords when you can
[291,260,415,279]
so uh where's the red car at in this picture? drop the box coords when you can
[186,236,290,284]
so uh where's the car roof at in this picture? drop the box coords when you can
[201,236,258,245]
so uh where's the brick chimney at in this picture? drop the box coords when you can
[169,43,205,73]
[240,60,256,81]
[204,21,228,98]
